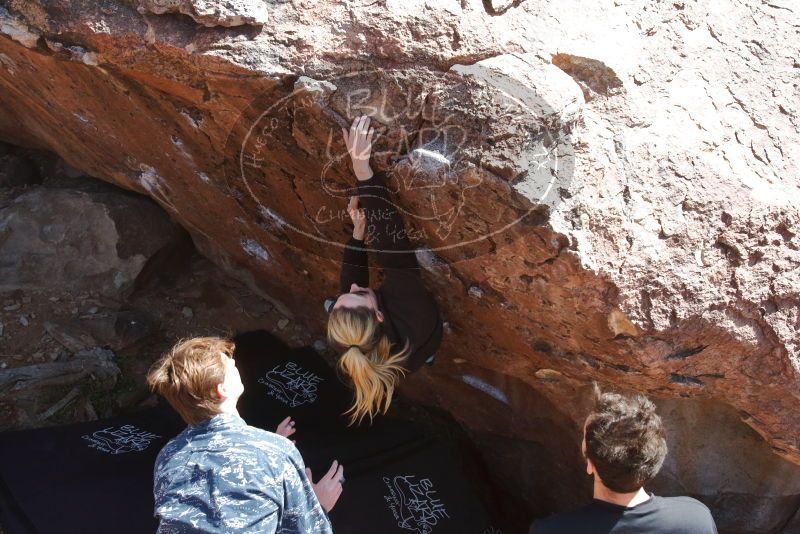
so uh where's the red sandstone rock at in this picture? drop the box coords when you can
[0,0,798,529]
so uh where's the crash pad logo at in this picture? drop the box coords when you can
[383,475,449,534]
[258,361,323,408]
[82,425,161,455]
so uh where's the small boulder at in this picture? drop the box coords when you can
[0,183,185,298]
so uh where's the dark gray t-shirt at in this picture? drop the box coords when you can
[531,495,718,534]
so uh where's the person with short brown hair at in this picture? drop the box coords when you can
[530,388,717,534]
[147,336,343,534]
[147,337,235,426]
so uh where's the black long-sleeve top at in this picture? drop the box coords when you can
[338,171,443,372]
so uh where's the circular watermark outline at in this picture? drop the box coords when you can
[226,67,574,255]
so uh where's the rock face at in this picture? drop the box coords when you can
[651,399,800,534]
[0,181,186,297]
[135,0,269,28]
[0,0,798,530]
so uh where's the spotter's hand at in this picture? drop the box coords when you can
[275,416,296,439]
[305,460,344,512]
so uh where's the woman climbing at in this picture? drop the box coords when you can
[326,114,443,425]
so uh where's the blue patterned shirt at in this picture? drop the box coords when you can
[153,413,332,533]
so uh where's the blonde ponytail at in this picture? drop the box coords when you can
[327,307,409,425]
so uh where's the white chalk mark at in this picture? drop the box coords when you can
[259,206,288,229]
[460,374,509,405]
[241,239,270,262]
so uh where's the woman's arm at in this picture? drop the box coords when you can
[356,172,418,270]
[341,114,418,270]
[339,197,369,294]
[340,114,442,366]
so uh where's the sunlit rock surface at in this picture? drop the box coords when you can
[0,0,798,530]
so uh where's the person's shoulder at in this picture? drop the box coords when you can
[239,427,302,477]
[239,424,297,456]
[654,495,712,514]
[155,427,190,464]
[651,496,716,530]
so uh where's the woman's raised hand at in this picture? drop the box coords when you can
[341,114,375,181]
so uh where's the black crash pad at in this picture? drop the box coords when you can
[232,331,499,534]
[0,405,184,534]
[0,331,499,534]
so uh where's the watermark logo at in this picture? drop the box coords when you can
[82,425,161,454]
[224,67,574,259]
[383,475,449,534]
[257,361,323,407]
